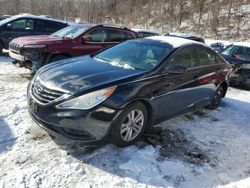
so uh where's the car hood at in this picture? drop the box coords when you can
[10,35,67,45]
[36,56,146,94]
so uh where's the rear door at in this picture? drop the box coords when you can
[2,18,34,47]
[194,46,226,100]
[152,46,203,122]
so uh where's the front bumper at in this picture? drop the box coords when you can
[9,49,47,71]
[27,85,119,142]
[9,50,25,61]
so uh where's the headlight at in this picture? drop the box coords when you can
[56,86,117,110]
[24,44,47,49]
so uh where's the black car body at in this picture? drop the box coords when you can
[165,33,205,43]
[27,36,231,146]
[0,14,68,54]
[221,42,250,88]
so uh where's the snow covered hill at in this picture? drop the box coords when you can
[0,55,250,188]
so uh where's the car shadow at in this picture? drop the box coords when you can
[0,117,16,154]
[49,97,250,187]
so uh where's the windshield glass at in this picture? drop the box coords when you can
[52,25,89,38]
[221,45,250,60]
[94,40,173,70]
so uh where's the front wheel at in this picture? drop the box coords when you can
[111,102,148,147]
[207,85,224,110]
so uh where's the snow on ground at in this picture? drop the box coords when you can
[0,55,250,188]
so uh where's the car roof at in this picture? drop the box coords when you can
[233,42,250,48]
[69,23,135,32]
[166,32,204,39]
[144,36,209,48]
[7,14,68,24]
[132,28,160,35]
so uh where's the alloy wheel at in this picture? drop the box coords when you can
[120,109,144,142]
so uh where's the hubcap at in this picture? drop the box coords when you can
[120,109,144,142]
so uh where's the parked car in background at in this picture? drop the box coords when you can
[27,36,231,147]
[9,24,138,72]
[0,15,11,21]
[132,28,160,38]
[165,33,205,43]
[210,42,224,52]
[221,42,250,88]
[0,14,69,54]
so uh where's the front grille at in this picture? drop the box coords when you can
[32,81,65,104]
[9,42,22,53]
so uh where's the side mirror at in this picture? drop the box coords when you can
[7,23,12,29]
[81,35,92,43]
[164,65,187,74]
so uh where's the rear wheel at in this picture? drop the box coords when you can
[111,102,147,147]
[207,85,224,110]
[49,54,69,63]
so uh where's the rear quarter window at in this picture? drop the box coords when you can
[126,32,136,40]
[108,29,126,42]
[196,47,217,66]
[38,20,66,32]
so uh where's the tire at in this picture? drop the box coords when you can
[49,54,69,63]
[111,102,148,147]
[207,85,224,110]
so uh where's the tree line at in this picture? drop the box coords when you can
[0,0,249,40]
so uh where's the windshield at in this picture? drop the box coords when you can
[52,25,89,39]
[94,40,173,70]
[221,45,250,61]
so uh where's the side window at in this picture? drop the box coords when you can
[42,21,65,32]
[138,32,144,38]
[168,47,196,68]
[108,29,126,42]
[10,19,34,30]
[35,20,46,31]
[143,32,157,38]
[86,29,108,42]
[197,47,216,66]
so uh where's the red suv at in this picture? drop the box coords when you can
[9,24,138,71]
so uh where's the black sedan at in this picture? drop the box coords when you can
[27,36,231,147]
